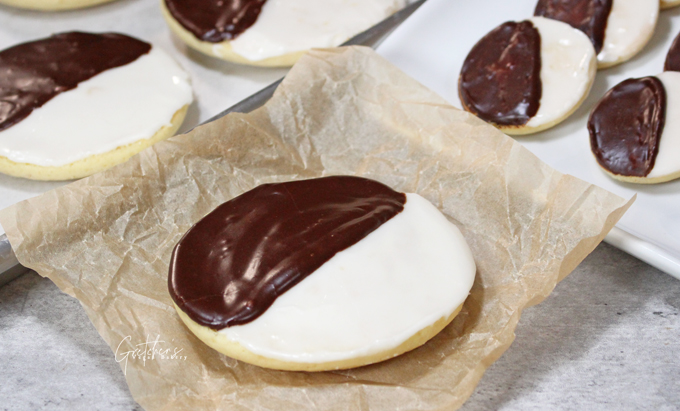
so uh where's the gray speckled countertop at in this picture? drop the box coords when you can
[1,242,678,410]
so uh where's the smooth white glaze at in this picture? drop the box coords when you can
[0,47,193,167]
[598,0,658,65]
[527,17,596,128]
[230,0,407,61]
[649,72,680,178]
[218,193,476,363]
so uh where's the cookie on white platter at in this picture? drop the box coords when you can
[459,17,596,135]
[589,72,680,184]
[534,0,659,69]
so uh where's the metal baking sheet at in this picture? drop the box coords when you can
[0,0,425,285]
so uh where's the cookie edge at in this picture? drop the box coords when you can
[175,301,465,371]
[160,1,305,67]
[0,105,188,181]
[458,62,596,136]
[596,163,680,184]
[0,0,116,11]
[660,0,680,11]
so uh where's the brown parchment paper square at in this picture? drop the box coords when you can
[0,46,632,411]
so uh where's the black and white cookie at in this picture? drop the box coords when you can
[161,0,407,66]
[589,72,680,183]
[169,176,476,371]
[0,32,192,181]
[534,0,659,68]
[459,17,596,135]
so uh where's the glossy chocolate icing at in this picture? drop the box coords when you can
[534,0,612,54]
[164,0,266,43]
[588,77,666,177]
[665,31,680,72]
[0,32,151,133]
[169,176,407,330]
[459,21,542,127]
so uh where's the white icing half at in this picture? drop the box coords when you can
[598,0,658,66]
[0,47,193,167]
[649,72,680,179]
[527,17,596,128]
[218,193,476,363]
[230,0,407,61]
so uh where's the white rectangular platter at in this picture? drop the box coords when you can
[377,0,680,279]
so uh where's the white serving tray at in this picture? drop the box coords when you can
[377,0,680,280]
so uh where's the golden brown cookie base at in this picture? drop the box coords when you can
[600,166,680,184]
[661,0,680,10]
[175,302,464,372]
[0,0,116,11]
[0,105,188,181]
[161,1,304,67]
[458,71,595,136]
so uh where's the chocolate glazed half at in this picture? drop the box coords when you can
[534,0,612,54]
[459,21,542,127]
[665,31,680,72]
[164,0,267,43]
[0,32,151,132]
[588,77,666,177]
[168,176,407,330]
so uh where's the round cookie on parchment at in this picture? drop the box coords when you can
[168,177,476,371]
[161,0,407,67]
[0,0,117,11]
[459,17,596,135]
[0,32,193,181]
[534,0,659,69]
[588,72,680,184]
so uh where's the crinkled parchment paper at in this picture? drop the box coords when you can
[0,46,632,411]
